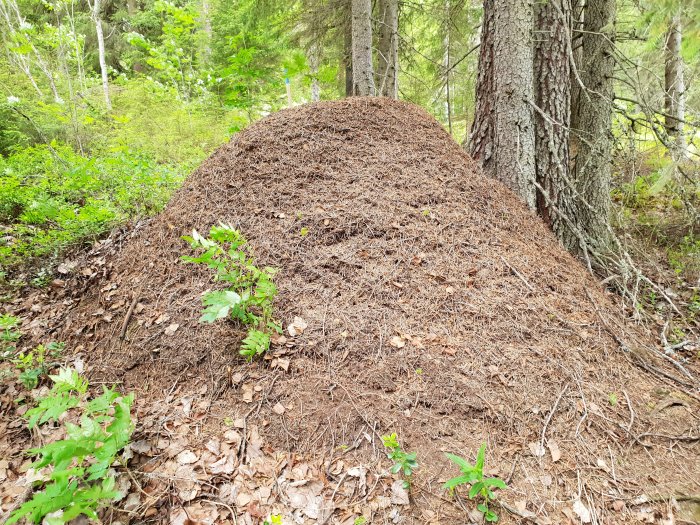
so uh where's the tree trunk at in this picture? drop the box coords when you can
[309,41,321,102]
[127,0,136,16]
[0,0,60,102]
[467,0,495,169]
[492,0,536,208]
[351,0,375,96]
[91,0,112,110]
[377,0,398,98]
[664,12,686,161]
[200,0,213,65]
[534,0,576,249]
[569,0,615,252]
[344,10,353,97]
[443,1,452,133]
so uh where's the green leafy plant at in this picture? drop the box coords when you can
[444,444,507,523]
[8,368,134,524]
[381,433,418,488]
[1,314,21,356]
[12,342,65,389]
[182,223,281,360]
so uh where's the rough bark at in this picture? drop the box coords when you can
[377,0,398,98]
[309,41,321,102]
[534,0,576,249]
[91,0,112,110]
[344,9,353,97]
[569,0,615,252]
[664,12,686,161]
[492,0,536,208]
[351,0,375,96]
[467,0,495,168]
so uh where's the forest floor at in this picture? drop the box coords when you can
[1,98,699,525]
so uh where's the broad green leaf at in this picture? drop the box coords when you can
[475,443,486,471]
[469,481,484,499]
[443,474,473,490]
[445,452,475,473]
[484,477,507,490]
[200,290,242,323]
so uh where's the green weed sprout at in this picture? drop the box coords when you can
[444,443,507,523]
[182,223,281,360]
[1,314,21,357]
[8,368,134,524]
[381,433,418,488]
[12,342,65,389]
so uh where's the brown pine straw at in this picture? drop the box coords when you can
[17,97,699,523]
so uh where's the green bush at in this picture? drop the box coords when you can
[8,368,134,525]
[0,144,184,270]
[182,224,281,360]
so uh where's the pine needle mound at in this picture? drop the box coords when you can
[52,98,698,517]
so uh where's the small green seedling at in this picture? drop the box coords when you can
[1,314,21,357]
[12,342,65,389]
[182,223,281,360]
[444,443,507,523]
[381,433,418,488]
[8,367,134,524]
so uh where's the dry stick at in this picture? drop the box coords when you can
[497,500,549,525]
[199,499,238,525]
[120,291,141,340]
[622,390,635,433]
[336,383,384,444]
[540,385,569,451]
[500,256,535,293]
[635,432,700,443]
[584,289,698,395]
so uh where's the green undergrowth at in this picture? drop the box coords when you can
[0,143,184,274]
[8,368,134,524]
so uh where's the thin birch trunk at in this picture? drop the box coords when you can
[90,0,112,110]
[664,12,686,162]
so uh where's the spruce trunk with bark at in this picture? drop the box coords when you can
[492,0,536,208]
[351,0,375,96]
[467,0,495,170]
[344,12,353,97]
[569,0,615,253]
[664,12,686,161]
[377,0,398,98]
[534,0,576,250]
